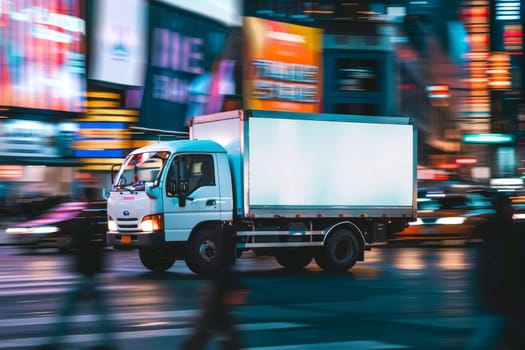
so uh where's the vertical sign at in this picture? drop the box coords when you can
[139,4,234,132]
[89,0,147,87]
[243,17,323,113]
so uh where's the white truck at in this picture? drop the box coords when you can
[106,109,417,275]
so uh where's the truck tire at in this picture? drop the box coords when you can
[185,228,221,276]
[275,250,313,270]
[320,228,360,272]
[139,248,175,272]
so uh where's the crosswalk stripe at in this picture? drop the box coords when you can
[0,287,68,296]
[0,280,72,289]
[247,340,412,349]
[382,316,490,329]
[0,309,198,327]
[0,283,132,297]
[0,322,305,348]
[0,275,74,283]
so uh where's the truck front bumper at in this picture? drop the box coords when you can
[107,231,165,248]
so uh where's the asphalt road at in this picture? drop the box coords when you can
[0,243,498,350]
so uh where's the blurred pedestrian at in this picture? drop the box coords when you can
[36,214,116,350]
[181,223,248,350]
[467,193,525,350]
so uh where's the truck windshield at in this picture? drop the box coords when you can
[113,151,170,191]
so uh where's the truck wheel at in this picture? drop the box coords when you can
[322,228,360,272]
[185,228,221,276]
[139,248,175,272]
[275,250,313,270]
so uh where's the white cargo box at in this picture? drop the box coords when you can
[190,109,417,219]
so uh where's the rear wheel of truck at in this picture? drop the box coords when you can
[275,249,313,270]
[139,248,175,272]
[319,228,360,272]
[185,228,221,276]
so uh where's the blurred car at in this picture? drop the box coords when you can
[6,200,107,252]
[388,191,495,242]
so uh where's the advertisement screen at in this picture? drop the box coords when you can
[139,3,236,133]
[243,17,323,113]
[0,119,78,159]
[89,0,147,87]
[0,0,86,112]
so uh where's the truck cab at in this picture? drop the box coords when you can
[107,139,233,274]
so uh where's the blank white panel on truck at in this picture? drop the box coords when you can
[248,117,413,207]
[191,109,416,219]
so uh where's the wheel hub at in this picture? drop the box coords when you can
[199,240,216,262]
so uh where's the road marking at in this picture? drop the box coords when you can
[0,322,305,348]
[0,309,198,327]
[384,315,490,329]
[0,287,68,296]
[0,275,74,283]
[247,340,412,349]
[0,282,131,297]
[0,280,72,289]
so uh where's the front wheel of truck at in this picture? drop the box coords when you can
[185,227,221,276]
[139,248,175,272]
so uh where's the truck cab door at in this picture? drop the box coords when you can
[163,153,224,241]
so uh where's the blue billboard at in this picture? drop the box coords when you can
[139,3,236,132]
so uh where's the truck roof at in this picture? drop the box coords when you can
[130,139,226,155]
[191,109,414,126]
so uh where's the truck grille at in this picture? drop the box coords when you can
[116,217,139,231]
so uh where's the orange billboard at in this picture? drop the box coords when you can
[243,17,323,112]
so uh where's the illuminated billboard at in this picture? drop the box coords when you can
[89,0,147,87]
[0,119,78,160]
[243,17,323,113]
[139,3,236,132]
[0,0,86,112]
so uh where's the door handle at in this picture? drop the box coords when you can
[206,199,216,206]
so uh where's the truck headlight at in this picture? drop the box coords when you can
[140,214,163,232]
[107,216,117,231]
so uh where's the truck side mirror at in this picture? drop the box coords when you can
[168,180,177,195]
[177,180,188,207]
[102,188,110,200]
[173,156,189,207]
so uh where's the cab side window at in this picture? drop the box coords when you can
[166,154,215,197]
[187,155,215,193]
